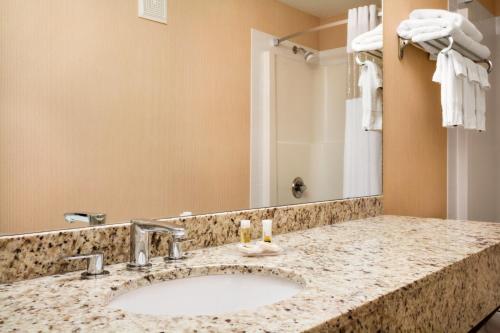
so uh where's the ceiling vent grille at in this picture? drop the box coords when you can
[138,0,167,24]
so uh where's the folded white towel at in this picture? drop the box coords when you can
[358,60,383,131]
[395,24,441,60]
[397,19,491,59]
[432,51,463,127]
[352,40,383,52]
[418,27,490,59]
[352,24,383,52]
[410,9,483,42]
[397,18,454,39]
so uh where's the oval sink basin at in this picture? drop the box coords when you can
[108,273,302,316]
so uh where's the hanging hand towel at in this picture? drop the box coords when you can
[432,52,449,126]
[432,51,463,127]
[476,64,490,131]
[463,58,478,129]
[449,52,468,127]
[477,63,491,90]
[358,60,383,131]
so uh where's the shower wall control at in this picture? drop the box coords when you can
[291,177,307,199]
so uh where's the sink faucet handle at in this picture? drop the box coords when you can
[63,252,110,279]
[165,234,192,262]
[64,212,106,226]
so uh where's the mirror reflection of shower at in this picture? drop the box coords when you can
[251,1,383,208]
[251,28,349,207]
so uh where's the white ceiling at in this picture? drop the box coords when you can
[278,0,380,18]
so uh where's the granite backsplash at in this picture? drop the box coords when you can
[0,196,382,283]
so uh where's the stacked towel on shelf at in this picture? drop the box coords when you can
[358,60,383,131]
[352,24,383,52]
[432,50,490,130]
[396,9,491,59]
[410,9,483,41]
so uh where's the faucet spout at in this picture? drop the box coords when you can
[134,219,186,238]
[64,212,106,225]
[126,219,188,271]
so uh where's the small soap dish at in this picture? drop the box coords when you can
[236,241,284,257]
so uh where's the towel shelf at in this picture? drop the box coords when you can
[398,36,493,73]
[355,49,383,65]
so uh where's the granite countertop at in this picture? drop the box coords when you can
[1,215,500,332]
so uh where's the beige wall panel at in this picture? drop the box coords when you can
[383,0,448,218]
[477,0,499,15]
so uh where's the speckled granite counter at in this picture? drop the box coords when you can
[0,196,382,283]
[1,215,500,332]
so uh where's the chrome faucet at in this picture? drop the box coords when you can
[127,219,188,271]
[64,212,106,226]
[63,252,110,279]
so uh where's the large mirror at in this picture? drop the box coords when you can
[0,0,383,235]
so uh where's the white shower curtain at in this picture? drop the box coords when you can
[343,5,382,198]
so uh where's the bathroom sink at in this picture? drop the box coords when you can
[107,273,302,316]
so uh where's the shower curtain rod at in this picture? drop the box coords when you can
[273,19,347,46]
[274,9,382,47]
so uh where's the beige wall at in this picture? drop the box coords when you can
[383,0,448,218]
[319,14,347,50]
[0,0,320,234]
[477,0,499,15]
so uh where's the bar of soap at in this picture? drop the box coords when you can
[256,241,282,254]
[236,243,263,255]
[236,242,283,256]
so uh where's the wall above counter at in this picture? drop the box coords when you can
[0,0,382,235]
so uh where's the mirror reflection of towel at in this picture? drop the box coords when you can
[359,60,382,131]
